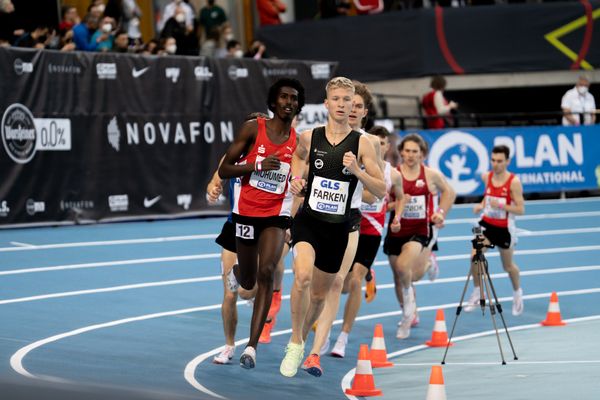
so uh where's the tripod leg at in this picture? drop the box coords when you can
[441,268,473,365]
[481,262,507,365]
[483,262,519,361]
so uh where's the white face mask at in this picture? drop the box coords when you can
[577,86,588,95]
[97,4,105,13]
[234,49,243,58]
[102,23,112,33]
[166,44,177,54]
[224,33,234,41]
[175,13,185,23]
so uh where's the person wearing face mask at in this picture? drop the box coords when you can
[159,0,194,33]
[561,76,596,126]
[73,13,108,51]
[161,36,178,55]
[90,16,116,51]
[226,39,243,58]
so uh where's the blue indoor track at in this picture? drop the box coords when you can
[1,197,600,399]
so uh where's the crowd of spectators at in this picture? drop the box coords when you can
[0,0,270,59]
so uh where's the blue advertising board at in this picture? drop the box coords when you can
[407,126,600,196]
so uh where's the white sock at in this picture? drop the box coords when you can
[337,331,348,343]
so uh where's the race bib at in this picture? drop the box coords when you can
[308,176,350,215]
[483,196,507,219]
[360,197,385,214]
[235,223,255,240]
[249,156,290,194]
[402,195,426,219]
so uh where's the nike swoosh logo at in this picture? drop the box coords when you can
[132,67,149,78]
[144,196,161,208]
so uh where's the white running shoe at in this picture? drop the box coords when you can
[213,345,235,364]
[427,253,440,282]
[280,342,305,377]
[330,335,347,358]
[240,346,256,369]
[396,316,412,339]
[226,266,239,292]
[512,288,524,316]
[463,289,481,312]
[402,286,416,322]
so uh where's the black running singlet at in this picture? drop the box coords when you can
[303,127,361,223]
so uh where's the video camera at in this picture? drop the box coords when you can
[471,225,491,251]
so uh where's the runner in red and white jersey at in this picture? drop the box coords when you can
[464,144,525,316]
[383,133,456,339]
[219,78,305,369]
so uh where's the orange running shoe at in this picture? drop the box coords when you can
[268,290,282,319]
[302,353,322,377]
[365,269,377,303]
[259,318,275,344]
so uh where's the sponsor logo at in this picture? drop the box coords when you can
[316,202,338,212]
[194,66,213,80]
[227,65,248,80]
[415,179,425,188]
[14,59,33,75]
[296,104,329,132]
[60,200,94,211]
[262,67,298,77]
[1,103,37,164]
[1,104,71,164]
[284,153,292,159]
[48,63,82,74]
[108,194,129,212]
[177,194,192,210]
[341,167,352,175]
[311,63,331,79]
[428,130,488,195]
[320,179,340,190]
[0,200,9,217]
[166,67,180,83]
[26,199,45,216]
[107,116,121,151]
[257,181,278,191]
[286,146,293,152]
[314,159,324,169]
[96,63,117,79]
[132,66,149,78]
[257,144,266,154]
[144,195,161,208]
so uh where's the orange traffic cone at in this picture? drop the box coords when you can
[426,309,453,347]
[345,344,382,397]
[369,323,393,368]
[425,365,447,400]
[541,292,566,326]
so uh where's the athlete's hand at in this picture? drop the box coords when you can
[342,151,360,175]
[431,212,445,228]
[290,177,306,197]
[206,180,223,204]
[390,216,401,233]
[259,154,281,171]
[473,203,484,214]
[489,198,503,210]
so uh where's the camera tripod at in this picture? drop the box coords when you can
[441,233,518,365]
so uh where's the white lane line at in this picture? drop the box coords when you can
[445,210,600,225]
[3,264,600,306]
[453,197,600,208]
[0,253,220,276]
[436,226,600,242]
[341,314,600,399]
[390,360,600,366]
[10,242,35,247]
[1,209,599,253]
[0,234,218,253]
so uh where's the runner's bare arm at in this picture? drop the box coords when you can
[429,168,456,227]
[389,167,404,233]
[206,155,226,203]
[350,135,385,199]
[508,176,525,215]
[289,130,311,196]
[218,120,258,179]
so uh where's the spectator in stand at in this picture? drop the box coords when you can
[14,25,49,49]
[256,0,286,26]
[73,13,108,51]
[105,0,142,42]
[0,0,24,46]
[59,29,77,52]
[112,30,130,52]
[198,0,227,39]
[226,39,243,58]
[158,36,178,55]
[91,15,117,51]
[422,75,458,129]
[159,0,194,34]
[561,76,596,126]
[206,23,233,58]
[320,0,352,18]
[160,3,199,55]
[354,0,384,14]
[245,40,267,59]
[141,38,160,54]
[59,6,81,34]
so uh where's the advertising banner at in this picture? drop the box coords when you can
[0,47,337,226]
[414,126,600,196]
